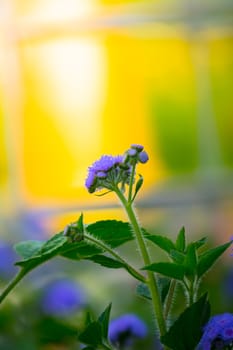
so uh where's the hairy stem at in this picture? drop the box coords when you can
[115,187,167,337]
[84,233,147,283]
[164,279,176,319]
[0,268,27,305]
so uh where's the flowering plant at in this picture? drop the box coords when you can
[0,144,232,350]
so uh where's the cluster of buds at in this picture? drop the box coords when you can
[85,144,149,194]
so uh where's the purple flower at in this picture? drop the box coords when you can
[0,241,19,280]
[108,314,147,348]
[85,145,149,194]
[197,313,233,350]
[85,155,123,192]
[40,279,86,317]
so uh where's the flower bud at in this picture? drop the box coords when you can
[138,151,149,163]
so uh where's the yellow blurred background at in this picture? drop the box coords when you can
[0,0,233,242]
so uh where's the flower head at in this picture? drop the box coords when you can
[85,145,149,194]
[85,155,123,193]
[197,313,233,350]
[108,314,147,348]
[40,278,86,317]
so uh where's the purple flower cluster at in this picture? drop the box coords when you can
[40,278,86,317]
[85,155,123,193]
[108,313,148,348]
[85,144,149,193]
[197,313,233,350]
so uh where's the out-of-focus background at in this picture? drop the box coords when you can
[0,0,233,349]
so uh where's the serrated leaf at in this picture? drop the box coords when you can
[86,220,134,248]
[197,241,232,278]
[98,303,112,340]
[14,240,44,259]
[78,322,102,347]
[161,293,210,350]
[136,283,151,300]
[132,174,143,202]
[61,241,103,260]
[142,262,185,280]
[85,255,125,269]
[145,234,176,254]
[176,227,186,252]
[15,233,67,269]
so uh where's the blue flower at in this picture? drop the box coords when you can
[108,313,148,348]
[197,313,233,350]
[0,241,19,280]
[40,278,86,317]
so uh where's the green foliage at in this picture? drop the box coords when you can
[145,234,176,254]
[175,227,186,252]
[197,241,232,278]
[142,262,186,280]
[15,233,67,270]
[132,174,144,202]
[86,220,134,248]
[78,304,112,349]
[161,293,210,350]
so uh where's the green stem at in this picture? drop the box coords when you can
[114,187,166,337]
[128,163,136,203]
[0,268,27,305]
[164,279,176,319]
[84,233,146,283]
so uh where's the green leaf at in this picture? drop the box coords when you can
[85,255,125,269]
[158,277,171,304]
[98,303,112,340]
[169,250,185,264]
[78,322,102,347]
[14,240,44,259]
[176,227,186,252]
[86,220,134,248]
[136,283,151,300]
[184,243,197,276]
[142,262,185,280]
[15,233,67,269]
[61,241,103,260]
[197,241,232,278]
[144,234,176,254]
[193,237,207,250]
[132,174,143,202]
[161,293,210,350]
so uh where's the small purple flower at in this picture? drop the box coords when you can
[127,149,137,157]
[197,313,233,350]
[138,151,149,164]
[108,314,147,348]
[40,279,86,317]
[0,241,19,280]
[130,144,144,151]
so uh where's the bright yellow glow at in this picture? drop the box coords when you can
[34,39,107,188]
[18,0,97,22]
